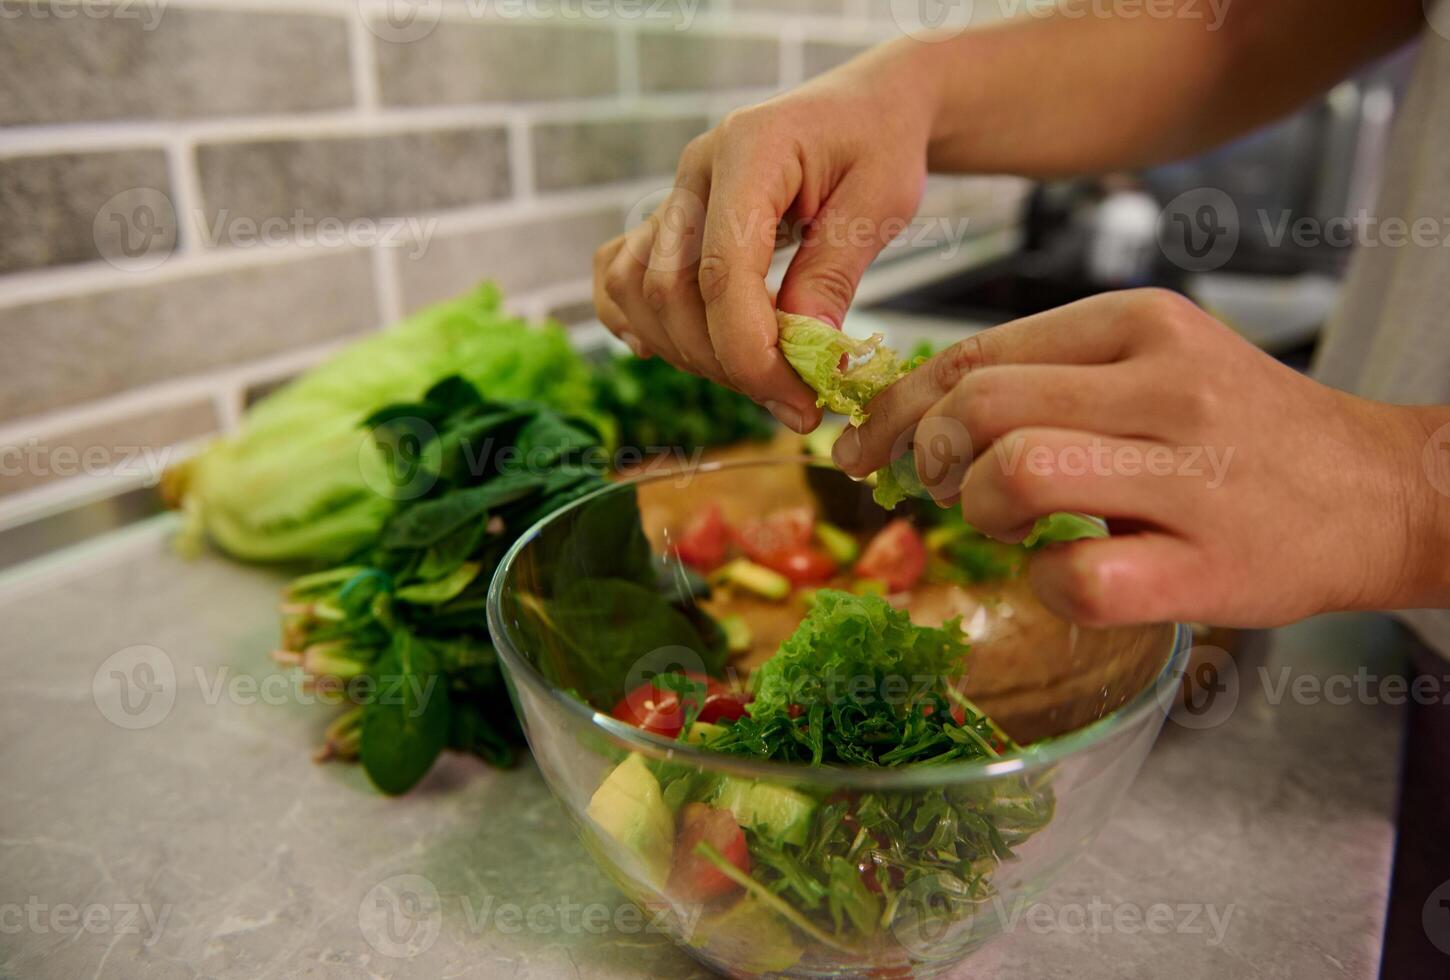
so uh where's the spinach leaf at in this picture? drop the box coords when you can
[360,630,451,795]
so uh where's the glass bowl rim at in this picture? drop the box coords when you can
[486,455,1193,789]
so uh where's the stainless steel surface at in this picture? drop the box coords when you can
[0,519,1405,979]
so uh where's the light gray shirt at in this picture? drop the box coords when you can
[1312,21,1450,656]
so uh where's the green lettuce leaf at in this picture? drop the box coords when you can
[172,283,602,563]
[777,313,910,426]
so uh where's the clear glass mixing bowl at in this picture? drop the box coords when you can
[488,458,1190,978]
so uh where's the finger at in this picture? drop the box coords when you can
[960,428,1181,542]
[605,220,688,367]
[699,126,820,431]
[592,236,637,349]
[1028,533,1206,627]
[642,183,731,385]
[832,296,1143,477]
[910,362,1162,502]
[775,169,917,328]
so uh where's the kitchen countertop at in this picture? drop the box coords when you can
[0,517,1408,980]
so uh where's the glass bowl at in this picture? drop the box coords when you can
[487,457,1190,978]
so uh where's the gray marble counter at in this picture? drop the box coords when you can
[0,517,1407,979]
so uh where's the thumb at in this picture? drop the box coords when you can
[776,173,917,327]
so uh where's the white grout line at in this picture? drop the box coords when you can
[0,338,355,446]
[346,2,383,113]
[616,23,641,102]
[506,112,536,202]
[0,93,771,157]
[778,20,805,88]
[164,136,205,254]
[370,245,404,325]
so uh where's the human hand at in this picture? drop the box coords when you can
[832,289,1448,627]
[592,44,934,432]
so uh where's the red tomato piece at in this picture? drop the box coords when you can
[756,546,838,586]
[733,507,813,563]
[674,503,731,572]
[667,803,749,902]
[610,673,750,737]
[855,519,927,592]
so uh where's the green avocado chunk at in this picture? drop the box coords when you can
[585,754,675,889]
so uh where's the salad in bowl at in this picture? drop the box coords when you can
[487,458,1188,978]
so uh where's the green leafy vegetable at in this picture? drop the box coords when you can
[168,283,602,563]
[657,589,1056,955]
[276,376,620,793]
[777,312,923,509]
[591,354,774,452]
[777,313,912,427]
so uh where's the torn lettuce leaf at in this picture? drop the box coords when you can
[777,313,912,427]
[1022,512,1108,547]
[777,312,920,509]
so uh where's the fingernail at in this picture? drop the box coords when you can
[620,332,645,356]
[832,427,861,471]
[764,400,804,433]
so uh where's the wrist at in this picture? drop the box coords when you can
[1396,404,1450,609]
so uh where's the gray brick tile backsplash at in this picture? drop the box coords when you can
[0,7,351,127]
[532,116,707,192]
[803,40,870,77]
[377,21,617,107]
[398,207,621,312]
[0,150,175,275]
[546,299,600,326]
[734,0,847,13]
[637,32,779,94]
[0,251,377,419]
[1,399,219,498]
[195,129,512,231]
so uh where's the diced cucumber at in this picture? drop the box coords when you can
[712,559,790,601]
[813,521,859,564]
[710,777,816,847]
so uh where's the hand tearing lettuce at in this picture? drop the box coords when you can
[776,311,1107,544]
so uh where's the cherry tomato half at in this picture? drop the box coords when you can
[610,673,750,737]
[673,502,732,573]
[855,519,927,592]
[667,803,749,902]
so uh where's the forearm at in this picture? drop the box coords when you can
[873,0,1422,178]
